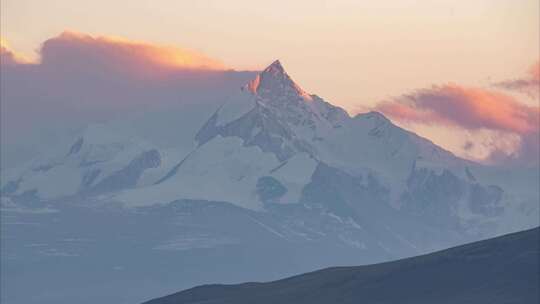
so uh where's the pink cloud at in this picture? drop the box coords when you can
[530,61,540,83]
[375,82,539,165]
[377,84,538,134]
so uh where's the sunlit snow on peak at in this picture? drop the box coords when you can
[245,59,313,101]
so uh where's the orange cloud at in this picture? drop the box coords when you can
[0,40,32,65]
[39,31,227,73]
[1,31,255,167]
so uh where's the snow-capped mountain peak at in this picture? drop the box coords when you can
[2,59,537,241]
[196,60,351,162]
[245,59,313,102]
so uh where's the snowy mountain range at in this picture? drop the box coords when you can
[1,60,538,304]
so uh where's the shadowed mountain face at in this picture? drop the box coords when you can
[143,228,540,304]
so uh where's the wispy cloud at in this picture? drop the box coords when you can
[493,61,540,98]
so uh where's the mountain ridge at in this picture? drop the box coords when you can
[2,60,537,231]
[142,227,540,304]
[1,60,538,304]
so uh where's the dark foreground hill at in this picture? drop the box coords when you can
[143,227,539,304]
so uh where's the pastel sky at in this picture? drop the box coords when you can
[1,0,539,165]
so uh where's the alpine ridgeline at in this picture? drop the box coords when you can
[1,60,538,304]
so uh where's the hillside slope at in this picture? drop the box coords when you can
[144,227,540,304]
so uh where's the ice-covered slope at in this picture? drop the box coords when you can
[0,101,218,201]
[1,123,160,199]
